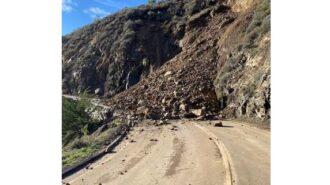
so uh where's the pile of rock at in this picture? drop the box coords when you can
[98,6,237,124]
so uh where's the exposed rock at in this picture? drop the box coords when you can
[196,116,205,120]
[179,103,187,111]
[191,109,206,117]
[182,112,197,118]
[63,0,270,123]
[94,88,101,95]
[136,106,149,116]
[137,99,146,105]
[164,71,172,77]
[146,110,161,120]
[155,119,169,126]
[213,121,223,127]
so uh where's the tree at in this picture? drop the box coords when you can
[62,91,100,146]
[148,0,156,4]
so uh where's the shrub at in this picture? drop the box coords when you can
[62,125,122,168]
[142,58,150,67]
[245,29,260,48]
[148,0,156,4]
[244,0,270,47]
[62,91,100,146]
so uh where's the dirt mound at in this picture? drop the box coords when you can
[103,9,235,118]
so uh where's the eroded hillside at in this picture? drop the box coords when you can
[62,0,270,123]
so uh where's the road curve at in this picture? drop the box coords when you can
[197,120,270,185]
[63,120,270,185]
[62,94,110,109]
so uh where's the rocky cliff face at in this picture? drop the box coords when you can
[214,0,270,122]
[62,0,270,123]
[62,0,222,97]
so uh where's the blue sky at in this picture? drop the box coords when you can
[62,0,148,35]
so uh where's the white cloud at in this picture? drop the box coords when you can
[84,7,109,19]
[62,0,77,13]
[95,0,129,9]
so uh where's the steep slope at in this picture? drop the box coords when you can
[62,0,270,123]
[62,0,223,97]
[214,0,270,122]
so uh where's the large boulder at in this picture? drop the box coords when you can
[191,108,206,117]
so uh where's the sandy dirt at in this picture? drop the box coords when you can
[63,120,270,185]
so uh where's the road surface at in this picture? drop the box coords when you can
[62,94,110,109]
[63,120,270,185]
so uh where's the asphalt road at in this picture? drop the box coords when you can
[63,120,270,185]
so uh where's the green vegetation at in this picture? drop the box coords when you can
[142,58,150,67]
[148,0,156,4]
[62,127,121,167]
[62,91,101,146]
[62,92,126,168]
[63,146,98,167]
[244,0,270,48]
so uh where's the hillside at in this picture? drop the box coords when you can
[62,0,270,124]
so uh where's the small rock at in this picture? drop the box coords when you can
[94,88,101,95]
[179,103,187,111]
[164,71,172,77]
[130,139,136,143]
[170,126,178,131]
[158,119,168,126]
[119,171,125,175]
[137,99,146,105]
[196,116,205,120]
[214,121,223,127]
[161,97,166,104]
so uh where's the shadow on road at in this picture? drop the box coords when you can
[219,125,234,128]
